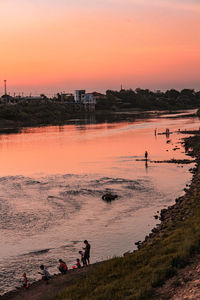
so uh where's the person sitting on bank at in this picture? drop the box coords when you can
[58,259,68,274]
[38,265,51,283]
[76,258,81,269]
[79,250,86,267]
[83,240,91,265]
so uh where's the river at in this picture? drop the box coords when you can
[0,109,199,295]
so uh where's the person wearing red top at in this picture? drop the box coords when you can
[58,259,68,274]
[22,273,29,288]
[76,258,81,268]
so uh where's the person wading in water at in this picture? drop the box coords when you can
[145,151,148,160]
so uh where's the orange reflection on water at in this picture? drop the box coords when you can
[0,118,195,176]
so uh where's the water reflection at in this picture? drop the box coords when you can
[0,114,198,177]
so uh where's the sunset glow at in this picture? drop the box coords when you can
[0,0,200,94]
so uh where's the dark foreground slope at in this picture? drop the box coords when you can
[2,132,200,300]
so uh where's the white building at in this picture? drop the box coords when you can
[74,90,96,104]
[75,90,86,102]
[83,93,96,104]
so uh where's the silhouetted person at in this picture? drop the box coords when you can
[166,128,170,138]
[79,250,86,266]
[83,240,91,265]
[145,151,148,160]
[58,259,68,274]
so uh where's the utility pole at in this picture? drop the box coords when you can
[4,80,7,95]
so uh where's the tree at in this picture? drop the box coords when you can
[165,89,180,99]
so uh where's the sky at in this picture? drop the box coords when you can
[0,0,200,95]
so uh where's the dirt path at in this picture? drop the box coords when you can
[0,263,101,300]
[152,253,200,300]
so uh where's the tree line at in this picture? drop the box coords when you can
[96,88,200,110]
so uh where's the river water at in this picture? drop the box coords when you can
[0,110,199,294]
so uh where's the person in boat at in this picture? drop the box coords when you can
[83,240,91,265]
[58,259,68,274]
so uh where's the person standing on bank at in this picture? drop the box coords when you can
[83,240,91,265]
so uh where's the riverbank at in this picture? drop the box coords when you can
[0,102,88,134]
[0,103,196,135]
[1,130,200,299]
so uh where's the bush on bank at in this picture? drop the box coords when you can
[0,103,85,127]
[51,135,200,300]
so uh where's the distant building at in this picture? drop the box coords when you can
[83,93,96,104]
[74,90,96,104]
[25,96,44,101]
[60,93,74,102]
[75,90,86,102]
[92,92,105,99]
[0,94,13,104]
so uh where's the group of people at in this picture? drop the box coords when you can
[22,240,91,288]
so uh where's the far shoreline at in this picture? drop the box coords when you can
[0,107,197,136]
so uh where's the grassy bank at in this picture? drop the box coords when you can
[50,134,200,300]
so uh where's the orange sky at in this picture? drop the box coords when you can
[0,0,200,95]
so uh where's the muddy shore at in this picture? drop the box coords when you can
[1,130,200,300]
